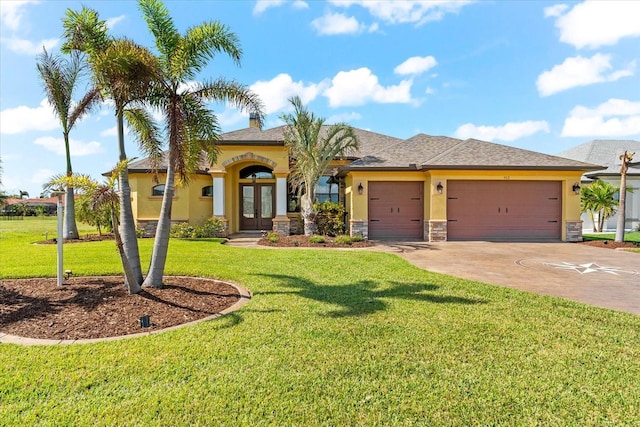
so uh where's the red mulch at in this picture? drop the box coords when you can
[0,276,240,341]
[578,240,640,250]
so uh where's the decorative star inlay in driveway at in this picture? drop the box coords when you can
[542,262,631,275]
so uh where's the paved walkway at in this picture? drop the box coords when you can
[227,237,640,315]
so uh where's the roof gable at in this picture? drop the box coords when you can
[557,139,640,176]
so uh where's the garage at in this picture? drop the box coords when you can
[447,180,562,241]
[368,181,424,239]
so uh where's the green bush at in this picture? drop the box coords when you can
[315,201,345,237]
[350,234,364,242]
[334,235,352,245]
[309,235,325,244]
[267,231,280,243]
[170,217,225,239]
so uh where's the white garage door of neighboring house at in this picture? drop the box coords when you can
[368,181,424,240]
[447,180,562,241]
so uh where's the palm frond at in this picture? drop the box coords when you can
[198,78,265,128]
[138,0,180,61]
[124,107,164,176]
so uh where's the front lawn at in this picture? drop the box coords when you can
[583,231,640,243]
[1,219,639,425]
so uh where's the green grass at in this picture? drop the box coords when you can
[2,219,640,425]
[583,231,640,243]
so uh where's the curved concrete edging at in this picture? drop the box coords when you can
[0,277,252,346]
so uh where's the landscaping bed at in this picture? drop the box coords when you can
[578,240,640,250]
[0,276,240,340]
[258,234,375,248]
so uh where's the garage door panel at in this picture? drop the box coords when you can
[368,182,423,240]
[447,181,561,241]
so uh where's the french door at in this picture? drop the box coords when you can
[240,183,274,230]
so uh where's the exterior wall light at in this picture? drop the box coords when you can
[572,183,581,194]
[357,182,364,195]
[436,182,444,194]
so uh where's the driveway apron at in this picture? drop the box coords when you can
[388,242,640,315]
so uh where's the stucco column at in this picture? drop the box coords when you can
[213,175,225,216]
[273,172,290,235]
[276,176,287,216]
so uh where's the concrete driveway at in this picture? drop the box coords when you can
[379,242,640,315]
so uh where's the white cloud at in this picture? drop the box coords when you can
[536,54,634,97]
[544,4,568,18]
[561,98,640,137]
[329,0,472,26]
[0,0,39,31]
[0,99,58,134]
[216,109,248,129]
[323,67,414,107]
[253,0,307,15]
[33,136,104,156]
[326,112,362,124]
[311,12,373,35]
[106,15,126,30]
[3,37,58,55]
[549,1,640,49]
[425,86,435,95]
[455,120,550,142]
[31,168,54,184]
[100,125,131,137]
[394,56,437,75]
[250,73,323,114]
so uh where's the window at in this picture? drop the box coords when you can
[201,185,213,197]
[316,176,339,203]
[240,165,273,180]
[152,184,165,196]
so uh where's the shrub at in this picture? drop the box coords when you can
[334,235,352,245]
[350,234,364,242]
[309,235,325,244]
[315,201,345,237]
[267,232,280,243]
[170,222,196,238]
[170,217,225,239]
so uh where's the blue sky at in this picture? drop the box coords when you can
[1,0,639,198]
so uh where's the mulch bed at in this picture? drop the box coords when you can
[0,276,240,341]
[258,234,375,248]
[578,240,640,250]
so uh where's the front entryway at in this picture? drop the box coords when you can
[240,183,275,230]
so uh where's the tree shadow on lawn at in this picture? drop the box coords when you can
[255,274,485,317]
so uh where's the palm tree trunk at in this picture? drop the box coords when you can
[301,194,317,235]
[615,164,628,242]
[63,186,79,239]
[111,208,141,294]
[589,211,596,233]
[63,132,79,239]
[116,111,143,285]
[142,163,175,288]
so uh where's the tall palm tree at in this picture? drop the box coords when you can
[36,48,102,239]
[62,6,161,285]
[281,95,359,235]
[138,0,265,288]
[581,179,618,232]
[615,151,634,242]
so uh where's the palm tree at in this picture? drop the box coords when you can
[281,96,359,235]
[615,151,634,242]
[36,48,102,239]
[581,180,618,232]
[45,170,142,293]
[62,6,161,285]
[138,0,265,288]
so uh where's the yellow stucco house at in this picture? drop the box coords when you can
[127,116,600,242]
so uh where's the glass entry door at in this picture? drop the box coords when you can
[240,183,274,230]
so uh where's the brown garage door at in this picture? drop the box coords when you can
[368,182,424,239]
[447,180,561,241]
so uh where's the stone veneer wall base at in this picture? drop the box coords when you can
[565,220,583,242]
[428,220,447,242]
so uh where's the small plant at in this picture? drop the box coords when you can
[267,231,280,243]
[334,235,352,245]
[315,201,345,236]
[309,235,325,244]
[170,222,196,238]
[350,234,364,242]
[170,217,225,238]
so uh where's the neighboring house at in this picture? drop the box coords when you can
[127,117,600,242]
[558,140,640,232]
[1,196,62,216]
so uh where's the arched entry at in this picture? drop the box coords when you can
[239,165,275,230]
